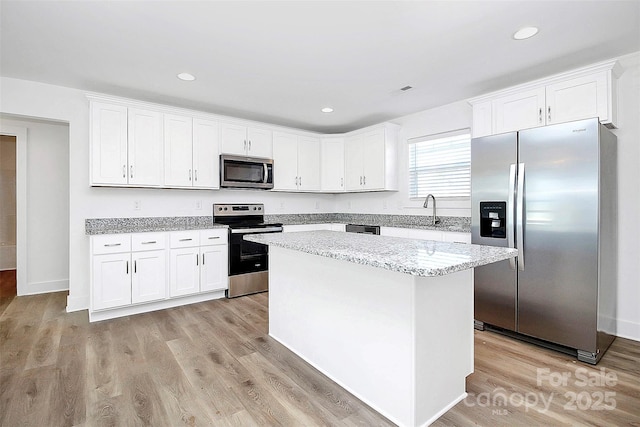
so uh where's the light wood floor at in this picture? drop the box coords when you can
[1,292,638,426]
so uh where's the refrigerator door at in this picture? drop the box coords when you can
[517,118,599,351]
[471,132,518,330]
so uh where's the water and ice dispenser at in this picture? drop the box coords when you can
[479,202,506,238]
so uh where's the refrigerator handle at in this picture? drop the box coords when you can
[517,163,525,271]
[508,164,516,270]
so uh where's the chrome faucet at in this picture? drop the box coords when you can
[423,194,440,225]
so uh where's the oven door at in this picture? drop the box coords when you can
[228,226,282,276]
[220,155,273,189]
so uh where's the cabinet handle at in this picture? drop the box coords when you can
[202,254,205,265]
[189,169,192,181]
[104,243,121,247]
[539,108,542,124]
[248,140,252,151]
[179,238,193,242]
[244,140,247,151]
[341,177,343,187]
[126,261,129,274]
[134,260,137,273]
[299,176,302,186]
[130,165,134,179]
[208,236,219,240]
[363,176,366,185]
[194,170,198,182]
[122,165,126,178]
[548,106,551,122]
[196,254,199,265]
[360,176,362,185]
[141,241,156,244]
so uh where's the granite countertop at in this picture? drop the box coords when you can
[245,230,516,277]
[265,213,471,233]
[85,216,226,235]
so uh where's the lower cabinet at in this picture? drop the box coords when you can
[90,228,227,321]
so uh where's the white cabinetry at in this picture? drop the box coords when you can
[220,123,273,158]
[164,115,219,188]
[380,227,471,243]
[272,132,320,192]
[469,60,620,137]
[91,233,167,311]
[344,124,398,192]
[90,228,227,322]
[91,101,163,187]
[127,108,164,186]
[321,137,345,192]
[169,229,228,297]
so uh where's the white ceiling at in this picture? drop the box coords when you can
[1,1,639,133]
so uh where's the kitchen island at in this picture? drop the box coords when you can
[245,231,517,427]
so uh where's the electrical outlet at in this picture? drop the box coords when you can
[134,200,141,210]
[195,200,202,210]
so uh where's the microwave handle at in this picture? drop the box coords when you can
[263,163,268,183]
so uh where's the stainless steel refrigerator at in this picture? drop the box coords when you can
[471,118,617,364]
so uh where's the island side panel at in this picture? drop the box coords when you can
[268,246,416,426]
[414,270,473,425]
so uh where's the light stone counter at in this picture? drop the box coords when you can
[245,230,515,277]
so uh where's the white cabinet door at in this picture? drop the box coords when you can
[220,123,248,155]
[471,100,493,138]
[247,127,273,158]
[92,253,131,310]
[361,129,386,190]
[128,108,163,186]
[169,247,200,297]
[273,132,299,191]
[545,72,608,125]
[411,229,444,241]
[345,135,364,191]
[91,102,128,185]
[321,137,344,192]
[192,118,219,188]
[297,136,320,191]
[164,114,193,187]
[131,250,167,303]
[493,88,546,134]
[200,245,228,292]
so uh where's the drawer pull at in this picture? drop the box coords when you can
[208,236,220,240]
[104,243,122,247]
[141,241,157,244]
[179,238,193,242]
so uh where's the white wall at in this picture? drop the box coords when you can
[1,50,638,340]
[0,117,70,294]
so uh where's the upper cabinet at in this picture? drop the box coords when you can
[272,132,320,192]
[469,60,621,137]
[344,124,399,192]
[320,137,345,192]
[164,114,219,189]
[220,123,273,158]
[91,102,164,187]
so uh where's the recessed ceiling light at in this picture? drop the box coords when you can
[513,26,539,40]
[321,107,334,113]
[177,72,196,81]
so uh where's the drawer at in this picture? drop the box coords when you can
[199,228,228,246]
[131,232,167,252]
[169,230,200,248]
[92,234,131,255]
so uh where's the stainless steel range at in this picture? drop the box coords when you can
[213,203,283,298]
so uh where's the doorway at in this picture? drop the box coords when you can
[0,135,17,297]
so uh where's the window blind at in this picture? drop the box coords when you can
[408,130,471,198]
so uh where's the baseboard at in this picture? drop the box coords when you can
[19,279,68,296]
[616,318,640,342]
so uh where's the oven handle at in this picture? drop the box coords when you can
[231,227,283,234]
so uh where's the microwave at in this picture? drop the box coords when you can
[220,155,274,189]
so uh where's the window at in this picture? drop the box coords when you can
[408,129,471,199]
